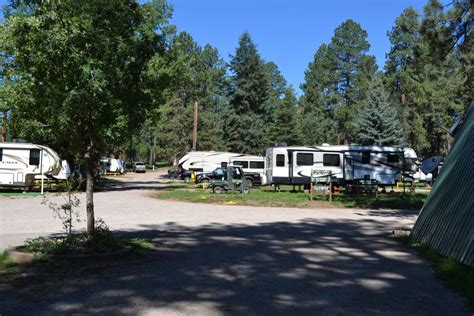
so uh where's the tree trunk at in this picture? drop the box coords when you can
[84,143,95,236]
[1,110,7,142]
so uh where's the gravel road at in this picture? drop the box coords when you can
[0,170,470,315]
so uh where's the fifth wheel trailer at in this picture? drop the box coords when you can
[265,145,418,186]
[0,142,68,188]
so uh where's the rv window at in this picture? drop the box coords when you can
[362,152,370,164]
[297,153,313,166]
[250,161,264,169]
[29,149,41,165]
[233,161,249,168]
[387,154,400,163]
[323,154,340,167]
[0,149,2,161]
[276,154,285,167]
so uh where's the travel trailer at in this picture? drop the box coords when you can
[265,145,418,187]
[0,143,67,187]
[177,151,266,182]
[99,157,125,174]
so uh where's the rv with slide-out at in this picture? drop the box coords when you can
[0,143,69,188]
[266,144,418,187]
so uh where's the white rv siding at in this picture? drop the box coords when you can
[229,155,266,184]
[266,145,418,186]
[0,143,62,187]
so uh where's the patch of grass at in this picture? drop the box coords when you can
[18,235,156,256]
[0,192,42,197]
[127,238,155,252]
[395,236,474,310]
[0,251,17,268]
[153,185,427,210]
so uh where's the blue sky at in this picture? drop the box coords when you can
[1,0,429,94]
[170,0,428,94]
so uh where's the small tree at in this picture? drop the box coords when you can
[356,76,402,146]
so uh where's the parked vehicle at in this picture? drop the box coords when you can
[177,151,266,183]
[133,162,146,173]
[99,157,125,174]
[265,144,418,187]
[195,166,261,187]
[0,142,69,188]
[210,165,251,194]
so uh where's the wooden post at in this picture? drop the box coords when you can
[1,110,7,142]
[329,179,333,202]
[192,101,198,150]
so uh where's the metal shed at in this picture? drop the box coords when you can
[411,104,474,267]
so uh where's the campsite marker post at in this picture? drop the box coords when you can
[40,148,44,195]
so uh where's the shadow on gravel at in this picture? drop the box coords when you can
[1,218,469,315]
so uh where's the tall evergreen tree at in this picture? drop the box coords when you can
[410,0,465,155]
[329,19,377,144]
[299,44,336,145]
[226,32,273,154]
[355,76,402,145]
[300,20,376,146]
[143,32,228,162]
[271,87,302,146]
[384,7,423,148]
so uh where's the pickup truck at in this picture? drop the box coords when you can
[133,162,146,173]
[195,167,262,187]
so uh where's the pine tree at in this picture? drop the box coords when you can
[329,19,378,145]
[226,32,273,154]
[300,20,377,146]
[299,44,336,145]
[356,76,402,146]
[409,0,465,155]
[271,87,302,146]
[384,7,422,148]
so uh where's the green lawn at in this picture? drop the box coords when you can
[153,185,428,210]
[0,192,42,198]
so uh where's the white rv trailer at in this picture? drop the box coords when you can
[178,151,266,182]
[265,145,418,186]
[229,155,267,185]
[0,142,64,187]
[99,157,125,174]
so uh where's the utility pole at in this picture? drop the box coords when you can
[192,101,198,150]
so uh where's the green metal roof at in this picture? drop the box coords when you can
[411,104,474,267]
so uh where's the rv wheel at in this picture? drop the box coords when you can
[213,185,224,194]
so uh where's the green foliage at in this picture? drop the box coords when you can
[300,20,377,145]
[3,0,173,235]
[0,251,16,268]
[271,87,303,145]
[384,1,468,156]
[142,31,228,162]
[41,179,81,236]
[355,76,402,145]
[226,32,290,154]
